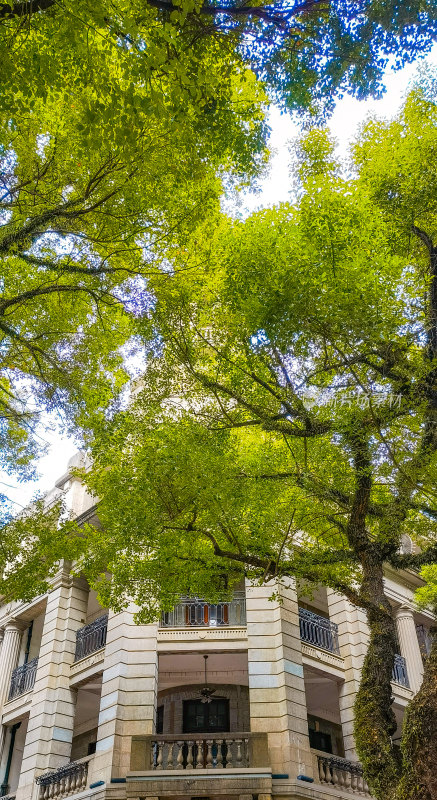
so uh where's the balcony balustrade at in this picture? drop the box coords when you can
[8,657,38,701]
[416,624,433,661]
[299,607,340,654]
[36,758,90,799]
[74,614,108,661]
[153,734,248,770]
[131,732,269,772]
[315,752,371,796]
[160,592,246,628]
[392,653,409,687]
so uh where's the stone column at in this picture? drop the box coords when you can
[327,590,370,760]
[0,622,24,706]
[89,606,158,786]
[0,622,25,763]
[246,578,313,780]
[395,604,424,694]
[16,567,89,800]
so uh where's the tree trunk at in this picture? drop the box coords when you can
[354,556,401,800]
[395,631,437,800]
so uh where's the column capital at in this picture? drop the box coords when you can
[395,603,415,619]
[4,618,26,633]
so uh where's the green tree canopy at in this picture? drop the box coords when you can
[0,14,267,500]
[1,0,437,117]
[43,83,437,800]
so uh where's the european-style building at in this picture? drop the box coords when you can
[0,454,433,800]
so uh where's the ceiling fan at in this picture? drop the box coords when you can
[198,655,225,704]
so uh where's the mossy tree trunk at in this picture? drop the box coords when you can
[394,631,437,800]
[354,559,401,800]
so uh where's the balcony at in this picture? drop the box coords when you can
[131,732,269,771]
[392,653,409,687]
[129,733,271,800]
[151,734,251,769]
[36,757,91,799]
[160,593,246,628]
[74,614,108,661]
[313,751,371,796]
[299,607,340,654]
[8,657,38,701]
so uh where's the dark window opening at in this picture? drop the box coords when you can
[183,699,229,734]
[156,705,164,734]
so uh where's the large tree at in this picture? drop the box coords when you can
[0,15,266,503]
[2,0,437,489]
[1,0,437,117]
[29,83,437,800]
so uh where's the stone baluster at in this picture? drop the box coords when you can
[196,740,204,769]
[176,741,184,769]
[235,739,243,767]
[318,758,325,783]
[225,738,233,768]
[167,742,174,769]
[215,739,224,767]
[244,737,249,767]
[155,741,163,770]
[186,741,193,770]
[206,740,213,768]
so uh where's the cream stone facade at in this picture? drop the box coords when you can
[0,456,434,800]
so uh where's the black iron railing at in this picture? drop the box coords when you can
[299,608,340,654]
[316,753,370,795]
[36,759,90,798]
[160,593,246,628]
[8,657,38,701]
[74,615,108,661]
[392,653,409,687]
[416,624,433,661]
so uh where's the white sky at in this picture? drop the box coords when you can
[3,45,437,511]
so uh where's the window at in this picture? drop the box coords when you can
[183,699,230,734]
[308,729,332,753]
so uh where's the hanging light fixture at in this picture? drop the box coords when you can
[199,655,216,703]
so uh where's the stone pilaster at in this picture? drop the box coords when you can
[246,578,313,779]
[327,590,369,760]
[395,604,424,693]
[89,606,158,785]
[16,569,89,800]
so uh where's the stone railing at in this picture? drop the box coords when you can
[131,732,269,772]
[392,653,409,687]
[299,608,340,654]
[160,593,246,628]
[74,614,108,661]
[36,758,91,799]
[8,657,38,701]
[314,752,371,796]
